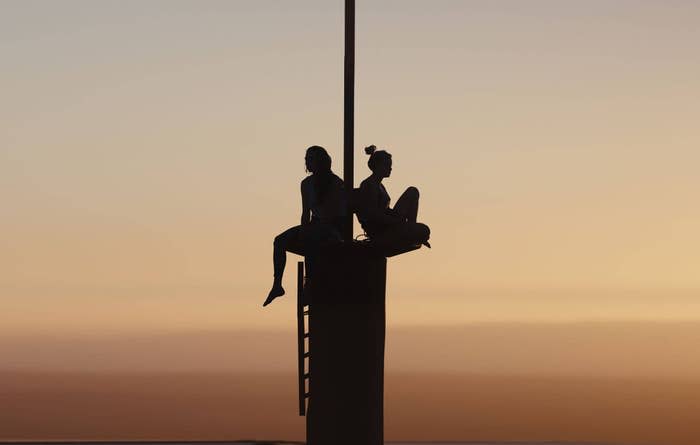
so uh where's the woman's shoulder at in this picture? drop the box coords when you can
[301,175,313,187]
[331,173,344,185]
[359,176,378,190]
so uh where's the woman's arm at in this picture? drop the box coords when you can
[300,180,311,225]
[359,182,401,224]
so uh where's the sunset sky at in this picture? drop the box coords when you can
[2,1,700,442]
[3,0,699,336]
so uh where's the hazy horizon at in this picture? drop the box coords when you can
[4,371,699,444]
[3,321,700,379]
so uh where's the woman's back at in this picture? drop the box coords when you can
[356,176,391,235]
[303,173,346,224]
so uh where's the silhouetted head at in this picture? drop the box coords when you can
[305,145,335,204]
[365,145,392,178]
[305,145,332,174]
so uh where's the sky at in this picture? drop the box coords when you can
[2,1,700,443]
[2,0,700,345]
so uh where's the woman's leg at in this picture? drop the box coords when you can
[393,186,419,222]
[393,187,431,248]
[373,221,429,253]
[299,222,343,288]
[265,226,304,306]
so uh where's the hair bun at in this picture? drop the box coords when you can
[364,145,377,155]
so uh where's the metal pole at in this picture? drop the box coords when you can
[343,0,355,242]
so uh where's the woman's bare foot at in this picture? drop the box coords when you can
[263,285,285,307]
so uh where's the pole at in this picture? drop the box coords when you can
[343,0,355,242]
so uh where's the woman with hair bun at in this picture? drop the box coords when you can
[356,145,430,254]
[263,146,345,307]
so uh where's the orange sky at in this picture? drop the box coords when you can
[2,2,700,443]
[2,1,699,337]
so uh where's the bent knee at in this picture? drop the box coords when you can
[416,223,430,239]
[405,186,419,198]
[274,234,285,247]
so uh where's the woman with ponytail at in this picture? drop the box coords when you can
[263,146,345,307]
[356,145,430,254]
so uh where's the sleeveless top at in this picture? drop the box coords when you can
[304,174,346,227]
[357,177,391,236]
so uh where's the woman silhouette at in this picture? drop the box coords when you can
[263,146,345,307]
[356,145,430,254]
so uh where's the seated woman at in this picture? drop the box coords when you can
[263,146,345,307]
[356,145,430,255]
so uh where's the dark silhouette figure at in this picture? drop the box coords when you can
[356,145,431,254]
[263,146,345,307]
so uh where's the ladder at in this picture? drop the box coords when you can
[297,261,310,416]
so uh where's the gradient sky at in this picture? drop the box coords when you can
[2,0,700,338]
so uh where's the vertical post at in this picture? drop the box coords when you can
[343,0,355,242]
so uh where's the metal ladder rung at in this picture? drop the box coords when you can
[297,261,310,416]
